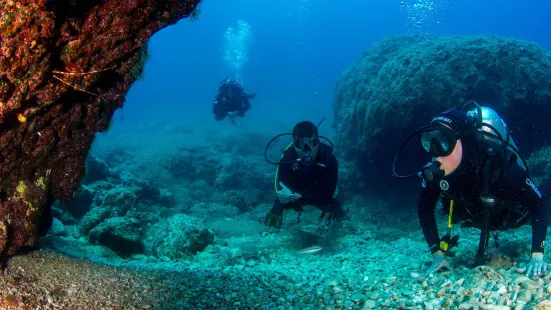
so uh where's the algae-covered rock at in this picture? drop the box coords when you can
[334,34,551,195]
[189,203,240,222]
[88,217,145,257]
[0,0,202,258]
[150,214,215,260]
[210,189,265,213]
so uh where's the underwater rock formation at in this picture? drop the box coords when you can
[0,0,201,258]
[82,156,115,185]
[149,214,215,260]
[334,35,551,194]
[88,217,145,257]
[526,146,551,184]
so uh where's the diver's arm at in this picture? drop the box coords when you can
[321,155,339,201]
[212,96,227,120]
[275,153,293,193]
[508,164,548,254]
[238,96,251,116]
[417,186,442,253]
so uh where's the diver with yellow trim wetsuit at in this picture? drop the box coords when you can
[393,101,550,278]
[264,121,349,229]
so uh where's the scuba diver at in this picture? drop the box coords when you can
[264,120,349,229]
[212,78,256,123]
[393,100,550,278]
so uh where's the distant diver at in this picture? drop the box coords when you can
[264,120,349,229]
[212,77,256,123]
[393,100,550,277]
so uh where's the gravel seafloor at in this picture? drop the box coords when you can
[1,223,551,310]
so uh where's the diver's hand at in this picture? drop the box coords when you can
[425,250,448,276]
[277,182,302,203]
[227,111,239,118]
[525,252,547,277]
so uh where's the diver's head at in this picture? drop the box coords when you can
[420,109,474,176]
[219,78,240,97]
[292,121,320,166]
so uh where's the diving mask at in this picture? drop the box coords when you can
[295,137,319,151]
[294,136,319,166]
[420,125,459,158]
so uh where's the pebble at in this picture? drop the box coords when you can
[516,263,527,274]
[410,272,420,279]
[517,290,532,302]
[459,303,476,310]
[519,280,539,290]
[363,300,377,309]
[536,301,551,309]
[479,305,511,310]
[350,294,365,302]
[514,276,530,284]
[441,298,452,308]
[325,278,339,286]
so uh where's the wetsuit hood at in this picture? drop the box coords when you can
[440,134,480,194]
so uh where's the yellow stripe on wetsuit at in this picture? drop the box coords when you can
[274,142,294,193]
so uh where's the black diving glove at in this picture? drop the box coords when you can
[328,201,349,221]
[264,205,283,229]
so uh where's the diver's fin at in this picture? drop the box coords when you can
[245,93,256,99]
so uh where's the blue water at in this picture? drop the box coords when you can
[109,0,550,135]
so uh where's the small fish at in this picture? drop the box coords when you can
[296,245,322,255]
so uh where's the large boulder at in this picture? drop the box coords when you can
[149,214,215,260]
[88,217,145,258]
[57,185,95,219]
[0,0,201,258]
[333,34,551,195]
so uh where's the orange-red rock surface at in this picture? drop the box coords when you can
[0,0,200,258]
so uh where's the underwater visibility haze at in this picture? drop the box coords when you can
[1,0,551,309]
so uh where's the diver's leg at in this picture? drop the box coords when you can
[311,199,347,247]
[264,199,285,228]
[329,199,349,221]
[265,199,307,228]
[313,198,349,223]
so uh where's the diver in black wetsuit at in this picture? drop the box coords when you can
[212,78,256,122]
[411,106,549,277]
[264,121,349,229]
